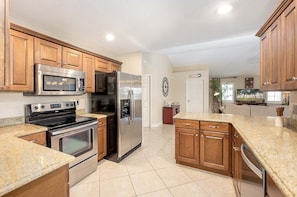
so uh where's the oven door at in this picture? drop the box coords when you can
[50,121,98,167]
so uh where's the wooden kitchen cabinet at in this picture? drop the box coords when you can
[97,117,107,161]
[199,121,230,173]
[0,0,9,89]
[83,53,95,92]
[281,1,297,90]
[175,119,199,165]
[34,38,62,67]
[3,164,69,197]
[4,30,34,91]
[20,131,46,146]
[110,63,121,72]
[62,47,83,71]
[257,0,297,90]
[260,18,281,90]
[231,127,242,196]
[95,57,109,72]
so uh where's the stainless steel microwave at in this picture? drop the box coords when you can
[24,64,85,96]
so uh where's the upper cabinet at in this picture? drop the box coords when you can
[282,1,297,89]
[83,53,95,92]
[0,0,9,89]
[62,47,82,71]
[95,57,110,72]
[257,0,297,90]
[34,38,62,67]
[5,30,34,91]
[260,18,281,90]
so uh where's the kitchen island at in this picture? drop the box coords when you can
[174,112,297,197]
[0,124,74,196]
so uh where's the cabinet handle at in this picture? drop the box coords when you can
[233,146,240,151]
[195,134,198,137]
[233,134,238,138]
[293,76,297,81]
[201,134,204,137]
[98,121,102,124]
[263,81,271,85]
[184,123,192,126]
[208,125,219,129]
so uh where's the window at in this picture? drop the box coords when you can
[222,83,234,101]
[266,91,282,102]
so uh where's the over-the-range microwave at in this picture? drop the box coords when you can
[24,64,85,96]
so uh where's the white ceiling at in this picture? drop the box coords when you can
[10,0,280,77]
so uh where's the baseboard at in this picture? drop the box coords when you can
[151,121,162,127]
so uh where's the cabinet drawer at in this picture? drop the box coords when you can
[20,132,46,146]
[175,119,199,129]
[98,117,107,126]
[200,121,229,133]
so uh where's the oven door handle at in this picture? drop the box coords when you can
[241,143,263,179]
[50,121,98,136]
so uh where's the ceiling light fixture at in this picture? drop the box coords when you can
[106,33,115,41]
[217,4,233,15]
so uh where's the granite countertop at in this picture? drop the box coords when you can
[174,112,297,196]
[0,124,75,196]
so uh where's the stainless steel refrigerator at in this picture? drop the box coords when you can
[117,72,142,160]
[91,71,142,161]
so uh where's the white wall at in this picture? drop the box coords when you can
[220,75,260,91]
[172,69,209,113]
[0,92,88,119]
[142,53,173,127]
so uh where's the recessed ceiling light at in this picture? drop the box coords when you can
[106,33,115,41]
[217,4,233,15]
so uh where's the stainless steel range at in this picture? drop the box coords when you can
[25,101,98,186]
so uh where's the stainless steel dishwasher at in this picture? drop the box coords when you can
[241,143,266,197]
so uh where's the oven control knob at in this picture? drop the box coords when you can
[66,103,69,107]
[41,105,45,109]
[34,106,39,110]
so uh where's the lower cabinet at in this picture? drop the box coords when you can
[97,117,107,161]
[3,165,69,197]
[175,119,231,175]
[107,115,117,155]
[175,128,199,165]
[200,130,230,172]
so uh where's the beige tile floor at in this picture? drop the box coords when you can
[70,124,236,197]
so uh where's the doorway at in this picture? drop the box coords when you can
[143,74,152,127]
[186,78,204,113]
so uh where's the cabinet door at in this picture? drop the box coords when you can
[95,57,109,72]
[260,18,281,90]
[34,38,62,67]
[83,53,95,92]
[0,0,9,89]
[97,118,107,161]
[282,1,297,90]
[5,30,34,91]
[62,47,83,71]
[175,128,199,165]
[200,130,230,172]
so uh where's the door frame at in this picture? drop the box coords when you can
[143,74,152,127]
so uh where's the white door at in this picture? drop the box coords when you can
[142,74,151,127]
[186,78,204,113]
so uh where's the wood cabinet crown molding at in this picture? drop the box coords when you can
[256,0,294,37]
[10,23,122,65]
